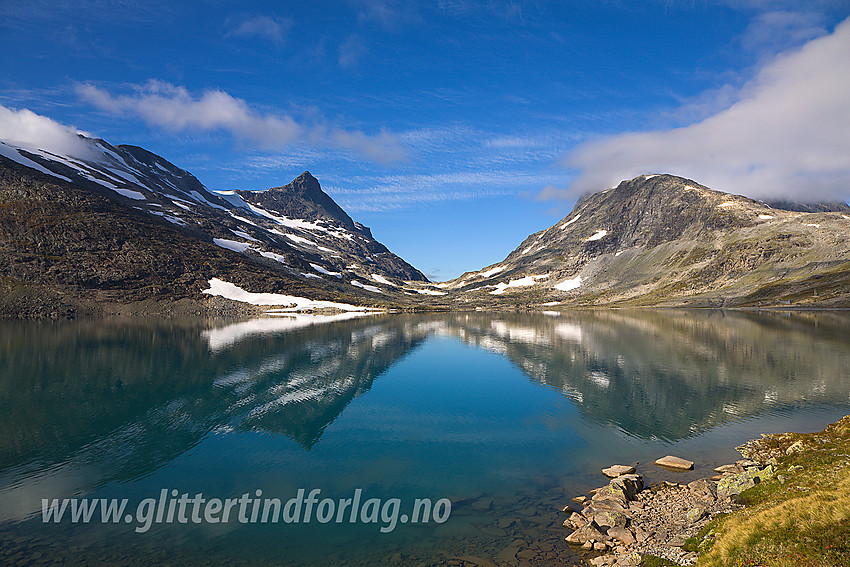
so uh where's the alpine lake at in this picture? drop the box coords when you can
[2,309,850,566]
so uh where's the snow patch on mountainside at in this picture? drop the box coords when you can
[478,265,506,278]
[114,188,146,200]
[213,238,251,253]
[407,287,447,295]
[311,263,342,278]
[560,214,581,229]
[490,274,549,295]
[259,251,287,264]
[230,229,259,241]
[371,273,395,286]
[202,278,376,311]
[0,142,73,181]
[351,280,382,293]
[554,275,582,291]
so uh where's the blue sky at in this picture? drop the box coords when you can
[1,1,849,280]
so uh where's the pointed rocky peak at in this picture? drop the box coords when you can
[237,171,365,234]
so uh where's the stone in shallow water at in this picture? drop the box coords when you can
[602,464,637,478]
[654,455,694,470]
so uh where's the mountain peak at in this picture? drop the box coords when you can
[239,171,363,234]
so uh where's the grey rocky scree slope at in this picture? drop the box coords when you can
[438,174,850,308]
[0,135,431,318]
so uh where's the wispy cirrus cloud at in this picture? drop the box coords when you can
[562,16,850,202]
[323,170,568,212]
[740,10,827,55]
[75,81,408,164]
[338,34,368,68]
[225,14,292,44]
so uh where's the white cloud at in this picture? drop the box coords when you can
[563,17,850,202]
[76,81,407,164]
[0,104,97,159]
[77,81,303,147]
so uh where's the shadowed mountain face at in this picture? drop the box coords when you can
[440,175,850,308]
[0,136,427,319]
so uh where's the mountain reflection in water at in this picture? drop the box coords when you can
[1,310,848,565]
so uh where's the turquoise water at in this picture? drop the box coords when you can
[2,310,850,565]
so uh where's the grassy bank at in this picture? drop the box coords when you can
[683,416,850,567]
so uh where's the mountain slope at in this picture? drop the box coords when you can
[0,135,428,318]
[440,174,850,307]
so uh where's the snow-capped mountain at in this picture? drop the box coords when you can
[0,133,429,316]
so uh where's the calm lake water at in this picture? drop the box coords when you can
[2,310,850,566]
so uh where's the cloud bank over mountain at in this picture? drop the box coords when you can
[0,104,97,160]
[563,17,850,202]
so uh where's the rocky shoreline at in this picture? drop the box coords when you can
[561,456,777,566]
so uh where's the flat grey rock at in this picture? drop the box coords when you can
[654,455,694,470]
[602,464,637,478]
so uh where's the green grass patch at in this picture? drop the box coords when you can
[697,416,850,567]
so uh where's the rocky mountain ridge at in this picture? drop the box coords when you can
[438,174,850,307]
[1,129,849,317]
[0,134,438,317]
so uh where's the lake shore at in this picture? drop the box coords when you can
[562,415,850,567]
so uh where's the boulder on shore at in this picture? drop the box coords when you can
[565,523,606,544]
[716,465,774,498]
